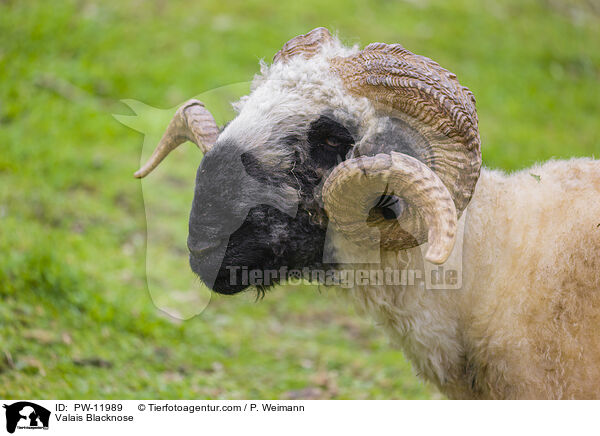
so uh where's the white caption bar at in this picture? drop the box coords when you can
[0,400,594,436]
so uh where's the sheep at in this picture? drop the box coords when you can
[134,28,600,399]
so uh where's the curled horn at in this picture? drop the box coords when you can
[323,42,481,263]
[134,99,218,178]
[273,27,334,63]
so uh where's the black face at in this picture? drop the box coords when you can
[188,114,355,295]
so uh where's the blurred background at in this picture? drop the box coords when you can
[0,0,598,399]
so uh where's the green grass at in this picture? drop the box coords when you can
[0,0,598,399]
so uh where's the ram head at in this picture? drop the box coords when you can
[135,27,481,295]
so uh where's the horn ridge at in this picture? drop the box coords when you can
[331,46,479,151]
[330,41,482,215]
[273,27,334,64]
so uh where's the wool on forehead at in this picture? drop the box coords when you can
[218,33,377,168]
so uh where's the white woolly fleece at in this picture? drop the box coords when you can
[220,34,376,171]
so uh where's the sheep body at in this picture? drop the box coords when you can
[335,158,600,399]
[148,28,600,399]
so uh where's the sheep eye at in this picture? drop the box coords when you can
[308,115,355,169]
[325,138,340,147]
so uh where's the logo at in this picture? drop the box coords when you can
[2,402,50,434]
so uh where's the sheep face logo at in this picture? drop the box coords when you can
[2,402,50,434]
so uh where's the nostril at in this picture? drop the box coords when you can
[188,240,220,257]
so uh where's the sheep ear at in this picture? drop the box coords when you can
[273,27,334,64]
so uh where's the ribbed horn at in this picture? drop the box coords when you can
[323,41,481,256]
[323,152,457,264]
[273,27,334,64]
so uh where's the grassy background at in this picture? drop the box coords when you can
[0,0,598,399]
